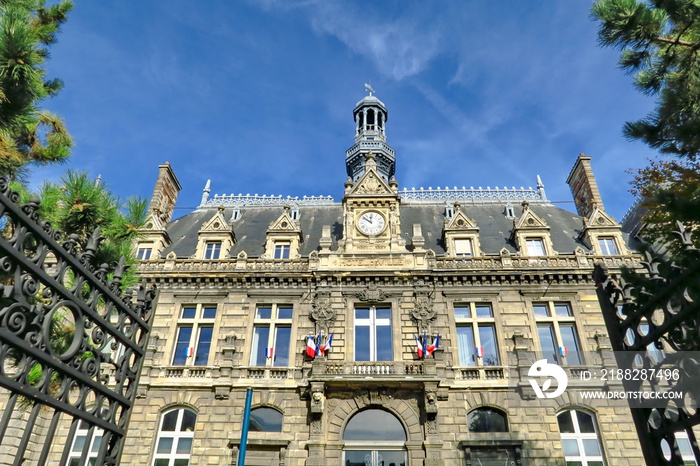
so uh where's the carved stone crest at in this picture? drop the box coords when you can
[411,286,435,334]
[311,290,336,335]
[355,283,392,303]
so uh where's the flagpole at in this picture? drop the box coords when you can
[237,388,253,466]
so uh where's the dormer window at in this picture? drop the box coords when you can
[291,206,300,221]
[598,237,619,255]
[445,203,455,219]
[454,238,474,257]
[137,243,153,260]
[504,204,515,218]
[204,241,221,259]
[274,242,290,259]
[525,238,546,256]
[232,208,241,221]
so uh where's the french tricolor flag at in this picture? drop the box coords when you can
[306,335,317,358]
[265,347,274,358]
[187,347,194,358]
[320,333,334,355]
[475,347,485,357]
[426,334,440,356]
[414,334,425,359]
[559,346,569,357]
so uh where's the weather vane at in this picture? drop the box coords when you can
[364,83,375,96]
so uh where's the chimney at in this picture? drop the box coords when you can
[148,162,182,226]
[566,153,604,218]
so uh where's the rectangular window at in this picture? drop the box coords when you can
[250,304,293,367]
[598,237,619,255]
[66,418,105,466]
[454,303,500,366]
[354,306,392,361]
[204,242,221,259]
[526,238,546,256]
[454,238,473,257]
[171,305,217,366]
[534,302,582,365]
[137,245,153,260]
[274,242,290,259]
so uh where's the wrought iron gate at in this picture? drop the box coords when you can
[594,222,700,465]
[0,177,156,465]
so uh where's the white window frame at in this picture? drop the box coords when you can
[152,408,196,466]
[273,242,291,259]
[598,237,620,255]
[661,431,698,465]
[534,302,582,365]
[558,410,606,466]
[171,304,217,366]
[525,237,546,256]
[137,244,153,260]
[203,241,221,259]
[65,418,104,465]
[454,303,500,367]
[454,238,474,257]
[354,305,392,362]
[250,304,293,367]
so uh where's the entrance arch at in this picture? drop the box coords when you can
[342,408,407,466]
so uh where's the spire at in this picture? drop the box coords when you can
[345,86,396,183]
[201,179,211,205]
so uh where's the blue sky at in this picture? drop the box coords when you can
[32,1,657,221]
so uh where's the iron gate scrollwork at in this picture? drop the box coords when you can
[0,177,157,465]
[593,222,700,466]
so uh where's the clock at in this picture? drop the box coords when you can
[357,211,386,236]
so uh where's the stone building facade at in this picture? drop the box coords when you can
[115,93,646,466]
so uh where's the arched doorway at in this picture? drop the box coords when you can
[343,408,407,466]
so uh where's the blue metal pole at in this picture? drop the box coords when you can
[237,388,253,466]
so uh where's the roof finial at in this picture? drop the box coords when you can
[364,83,375,96]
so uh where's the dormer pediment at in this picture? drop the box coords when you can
[584,206,618,228]
[444,209,478,231]
[268,207,301,233]
[513,206,549,230]
[200,207,231,232]
[142,211,165,231]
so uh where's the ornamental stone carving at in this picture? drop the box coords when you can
[310,290,336,335]
[355,283,392,303]
[411,286,435,334]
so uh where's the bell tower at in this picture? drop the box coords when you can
[345,85,396,182]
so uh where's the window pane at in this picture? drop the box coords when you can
[526,238,545,256]
[273,326,291,367]
[538,324,557,364]
[174,460,189,466]
[575,411,595,434]
[157,437,173,454]
[251,326,270,366]
[162,411,178,431]
[475,305,493,318]
[457,325,476,366]
[91,435,101,452]
[454,305,471,319]
[375,324,393,361]
[376,307,391,320]
[455,238,473,256]
[468,408,507,432]
[181,307,196,319]
[249,407,282,432]
[277,306,293,319]
[560,324,582,365]
[194,326,213,366]
[343,409,406,441]
[202,307,216,319]
[479,325,500,366]
[255,307,271,319]
[172,327,192,365]
[181,410,196,432]
[154,460,169,466]
[554,303,572,317]
[533,304,550,317]
[599,237,619,255]
[72,435,86,452]
[557,412,575,434]
[176,437,193,454]
[355,307,370,320]
[561,439,580,456]
[355,325,370,361]
[582,438,602,456]
[377,451,406,464]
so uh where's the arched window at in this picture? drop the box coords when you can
[343,409,406,466]
[152,408,196,466]
[557,409,605,466]
[468,407,508,433]
[249,407,283,432]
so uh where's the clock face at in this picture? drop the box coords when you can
[357,211,386,236]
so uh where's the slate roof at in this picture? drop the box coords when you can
[160,202,591,259]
